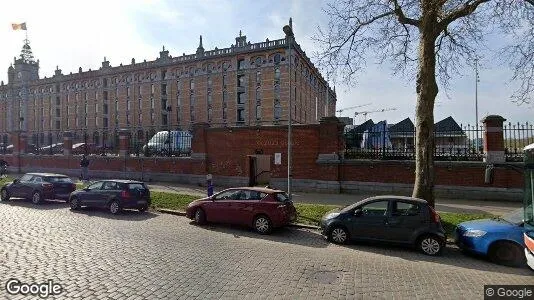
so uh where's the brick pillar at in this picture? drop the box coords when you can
[118,129,131,157]
[482,115,506,163]
[63,131,73,156]
[11,131,27,155]
[317,117,345,162]
[191,123,210,160]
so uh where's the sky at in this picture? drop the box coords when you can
[1,0,532,126]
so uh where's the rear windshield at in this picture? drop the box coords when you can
[274,192,290,202]
[44,177,73,183]
[128,183,147,190]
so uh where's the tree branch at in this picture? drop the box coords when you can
[438,0,490,30]
[389,0,420,27]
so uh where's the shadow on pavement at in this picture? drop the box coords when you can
[0,198,69,210]
[70,207,159,221]
[190,221,330,249]
[338,239,533,276]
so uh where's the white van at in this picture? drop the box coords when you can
[142,131,192,156]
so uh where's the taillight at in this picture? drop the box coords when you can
[428,206,440,223]
[121,190,131,199]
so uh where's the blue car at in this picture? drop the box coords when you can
[455,208,526,267]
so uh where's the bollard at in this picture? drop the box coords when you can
[207,174,214,197]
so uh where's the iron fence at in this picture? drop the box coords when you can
[504,122,534,162]
[344,124,484,161]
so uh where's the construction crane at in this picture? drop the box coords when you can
[354,108,397,121]
[336,103,371,117]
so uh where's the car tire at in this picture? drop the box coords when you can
[328,226,349,244]
[0,188,10,201]
[138,205,148,212]
[417,234,444,256]
[254,215,272,235]
[488,241,526,267]
[194,208,206,225]
[31,191,42,205]
[109,200,122,215]
[70,197,80,210]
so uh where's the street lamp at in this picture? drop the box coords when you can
[474,59,480,152]
[283,22,294,200]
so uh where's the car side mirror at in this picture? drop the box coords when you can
[354,209,362,216]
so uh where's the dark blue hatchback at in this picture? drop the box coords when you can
[455,208,525,267]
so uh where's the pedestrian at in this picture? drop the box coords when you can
[0,159,7,178]
[80,154,90,181]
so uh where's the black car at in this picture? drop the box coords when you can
[0,173,76,204]
[320,196,446,256]
[69,180,151,214]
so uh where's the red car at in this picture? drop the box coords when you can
[186,187,297,234]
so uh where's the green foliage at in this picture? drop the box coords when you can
[150,191,199,211]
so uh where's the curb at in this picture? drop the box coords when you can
[155,207,321,230]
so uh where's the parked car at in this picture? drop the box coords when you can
[142,130,192,156]
[39,143,63,154]
[69,180,151,214]
[72,142,97,155]
[186,187,297,234]
[320,196,446,256]
[454,208,526,267]
[0,173,76,204]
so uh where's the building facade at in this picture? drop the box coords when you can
[0,26,337,147]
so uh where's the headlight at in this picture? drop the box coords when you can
[463,230,487,237]
[324,212,340,220]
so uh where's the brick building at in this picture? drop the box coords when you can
[0,22,337,147]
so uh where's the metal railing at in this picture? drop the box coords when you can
[344,124,484,161]
[504,122,534,162]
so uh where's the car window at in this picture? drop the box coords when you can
[274,193,290,202]
[102,182,119,190]
[87,181,103,190]
[31,176,43,183]
[44,177,73,183]
[214,190,236,200]
[392,201,420,216]
[245,191,265,200]
[128,183,146,190]
[359,200,389,217]
[19,174,33,182]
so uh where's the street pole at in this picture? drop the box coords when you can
[475,59,480,152]
[283,23,294,200]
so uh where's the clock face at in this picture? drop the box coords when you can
[17,72,22,79]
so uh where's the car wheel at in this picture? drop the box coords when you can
[329,226,349,244]
[70,197,80,210]
[254,215,272,234]
[138,205,148,212]
[418,235,444,256]
[109,200,122,214]
[488,241,526,267]
[194,208,206,225]
[0,188,9,201]
[31,191,42,204]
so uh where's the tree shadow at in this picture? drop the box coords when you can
[0,198,69,210]
[70,206,159,221]
[190,221,330,249]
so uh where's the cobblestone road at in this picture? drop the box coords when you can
[0,199,532,299]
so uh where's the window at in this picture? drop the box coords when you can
[237,59,245,70]
[190,79,194,90]
[274,84,280,100]
[255,57,262,67]
[103,91,108,100]
[162,114,168,126]
[237,108,245,122]
[222,91,228,103]
[256,70,261,84]
[359,201,389,217]
[207,76,212,88]
[127,99,131,111]
[151,84,155,95]
[208,108,212,122]
[161,84,167,95]
[138,85,142,95]
[103,117,108,128]
[255,105,261,120]
[222,107,227,120]
[207,92,212,105]
[162,70,167,80]
[274,67,280,83]
[103,103,108,114]
[55,96,60,106]
[238,75,245,87]
[95,103,99,113]
[127,87,130,97]
[274,53,281,64]
[392,201,420,216]
[138,98,142,110]
[222,74,227,86]
[56,108,60,117]
[150,98,154,109]
[115,99,118,112]
[256,87,261,101]
[237,92,246,104]
[138,113,143,124]
[274,100,282,120]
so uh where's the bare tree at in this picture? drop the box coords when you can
[315,0,533,206]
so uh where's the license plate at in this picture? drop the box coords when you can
[137,200,147,205]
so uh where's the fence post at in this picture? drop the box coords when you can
[63,131,73,156]
[118,129,131,157]
[482,115,506,164]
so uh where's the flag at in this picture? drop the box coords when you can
[12,23,26,30]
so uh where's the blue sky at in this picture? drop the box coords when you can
[1,0,532,126]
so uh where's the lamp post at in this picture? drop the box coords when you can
[283,23,294,200]
[475,59,480,152]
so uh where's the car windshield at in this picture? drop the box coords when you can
[500,207,524,225]
[44,177,73,183]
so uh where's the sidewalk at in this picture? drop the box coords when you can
[144,181,522,216]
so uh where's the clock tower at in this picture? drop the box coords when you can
[8,38,39,85]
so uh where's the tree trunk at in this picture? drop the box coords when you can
[412,9,439,207]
